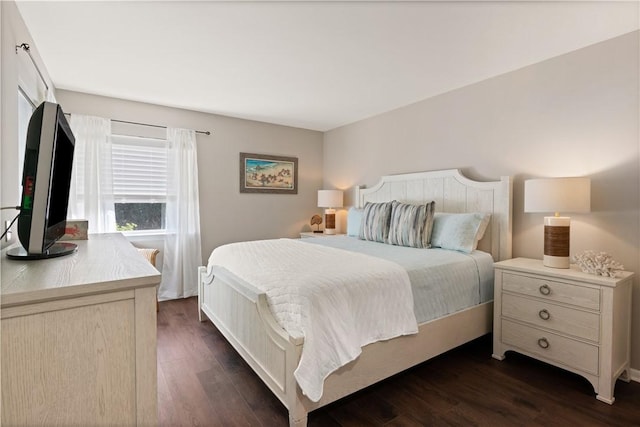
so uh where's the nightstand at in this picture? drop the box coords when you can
[299,232,346,238]
[492,257,633,404]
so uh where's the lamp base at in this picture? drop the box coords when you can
[543,254,570,269]
[324,208,336,235]
[543,216,570,269]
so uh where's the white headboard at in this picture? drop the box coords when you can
[355,169,512,261]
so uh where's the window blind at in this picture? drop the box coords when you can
[111,135,167,203]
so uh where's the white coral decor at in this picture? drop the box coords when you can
[572,250,624,277]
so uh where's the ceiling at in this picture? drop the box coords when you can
[16,1,640,132]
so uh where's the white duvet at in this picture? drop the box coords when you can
[207,238,418,402]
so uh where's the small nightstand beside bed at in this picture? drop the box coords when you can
[493,258,633,404]
[198,169,512,426]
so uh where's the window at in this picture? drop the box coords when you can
[111,135,167,232]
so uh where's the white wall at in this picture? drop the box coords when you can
[55,91,324,261]
[324,31,640,369]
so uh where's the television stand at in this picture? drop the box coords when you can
[1,233,160,425]
[6,242,77,260]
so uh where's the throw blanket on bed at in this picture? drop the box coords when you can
[207,238,418,402]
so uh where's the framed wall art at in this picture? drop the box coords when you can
[239,152,298,194]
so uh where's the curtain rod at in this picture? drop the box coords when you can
[15,43,50,93]
[64,113,211,136]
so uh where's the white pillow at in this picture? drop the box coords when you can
[430,212,491,253]
[346,207,364,237]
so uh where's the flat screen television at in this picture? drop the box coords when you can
[7,101,77,260]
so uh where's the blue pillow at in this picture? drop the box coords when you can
[430,212,491,253]
[347,207,363,237]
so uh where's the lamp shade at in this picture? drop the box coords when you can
[317,190,343,208]
[524,177,591,214]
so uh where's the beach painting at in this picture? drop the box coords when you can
[240,152,298,194]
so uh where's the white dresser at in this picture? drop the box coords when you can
[1,233,160,426]
[492,257,633,404]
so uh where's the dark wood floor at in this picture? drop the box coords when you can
[157,297,640,426]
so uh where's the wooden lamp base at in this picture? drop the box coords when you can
[543,216,570,268]
[324,208,336,235]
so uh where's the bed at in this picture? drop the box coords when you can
[198,169,512,426]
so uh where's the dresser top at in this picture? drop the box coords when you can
[495,257,634,287]
[1,233,161,307]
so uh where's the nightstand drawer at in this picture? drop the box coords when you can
[502,293,600,342]
[502,319,599,375]
[502,272,600,310]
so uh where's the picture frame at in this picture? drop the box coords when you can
[239,152,298,194]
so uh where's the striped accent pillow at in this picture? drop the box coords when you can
[359,201,393,243]
[387,200,436,248]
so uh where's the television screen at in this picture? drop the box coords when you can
[7,101,77,260]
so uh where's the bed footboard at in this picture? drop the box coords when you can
[199,263,493,427]
[198,266,306,424]
[199,264,493,427]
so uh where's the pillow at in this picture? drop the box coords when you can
[430,212,491,253]
[346,207,364,237]
[359,201,393,243]
[387,200,436,248]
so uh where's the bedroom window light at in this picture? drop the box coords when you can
[111,134,167,233]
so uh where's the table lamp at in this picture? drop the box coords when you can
[317,190,343,235]
[524,177,591,268]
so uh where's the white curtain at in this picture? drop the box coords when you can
[160,128,202,300]
[68,115,117,233]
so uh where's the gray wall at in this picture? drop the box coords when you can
[324,31,640,369]
[56,91,324,261]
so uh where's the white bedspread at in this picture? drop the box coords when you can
[207,238,418,402]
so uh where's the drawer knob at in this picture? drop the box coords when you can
[537,337,550,349]
[539,284,551,295]
[538,309,551,320]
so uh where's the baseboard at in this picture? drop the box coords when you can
[629,368,640,383]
